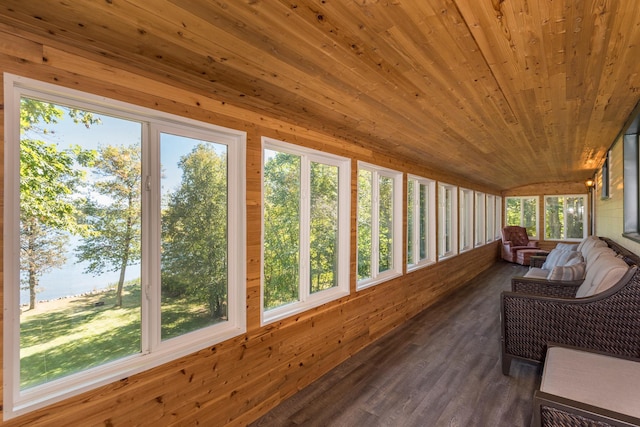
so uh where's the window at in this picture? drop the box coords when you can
[544,195,588,241]
[486,194,496,243]
[459,188,474,253]
[505,196,539,239]
[357,162,402,290]
[495,196,503,240]
[407,175,436,270]
[474,192,486,246]
[601,150,611,199]
[4,74,246,417]
[438,182,458,260]
[262,138,350,323]
[623,134,640,236]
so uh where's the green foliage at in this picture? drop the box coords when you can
[506,197,537,237]
[19,98,98,309]
[263,152,341,308]
[75,144,142,307]
[263,152,300,309]
[161,144,228,320]
[310,162,339,293]
[357,169,372,280]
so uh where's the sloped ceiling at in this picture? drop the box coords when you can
[1,0,639,190]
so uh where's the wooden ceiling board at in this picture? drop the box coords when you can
[1,0,639,190]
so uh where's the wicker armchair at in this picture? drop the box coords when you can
[501,266,640,376]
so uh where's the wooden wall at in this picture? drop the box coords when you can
[0,28,501,426]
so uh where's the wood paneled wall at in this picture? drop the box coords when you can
[0,28,501,426]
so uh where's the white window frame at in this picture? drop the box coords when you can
[356,162,403,291]
[495,196,503,240]
[406,175,436,271]
[459,187,474,253]
[486,194,496,243]
[438,182,458,260]
[543,194,588,241]
[505,196,540,239]
[261,138,350,325]
[3,73,247,419]
[474,192,486,247]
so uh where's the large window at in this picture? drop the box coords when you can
[459,188,474,253]
[262,138,350,323]
[407,175,436,270]
[357,162,402,290]
[495,196,503,239]
[624,134,639,237]
[486,194,496,243]
[4,74,246,418]
[505,196,539,238]
[438,182,458,260]
[544,195,587,241]
[474,192,486,246]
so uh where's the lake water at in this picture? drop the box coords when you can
[20,257,141,306]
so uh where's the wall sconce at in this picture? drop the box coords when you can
[585,178,595,190]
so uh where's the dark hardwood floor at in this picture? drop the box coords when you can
[250,261,541,427]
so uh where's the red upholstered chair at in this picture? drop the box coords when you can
[501,226,539,263]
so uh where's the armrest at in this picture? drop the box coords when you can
[527,240,539,248]
[511,276,582,297]
[530,255,547,268]
[532,390,640,427]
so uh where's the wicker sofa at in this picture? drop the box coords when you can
[501,237,640,376]
[510,236,629,298]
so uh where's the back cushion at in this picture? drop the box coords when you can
[577,235,599,252]
[580,238,607,260]
[584,247,616,265]
[576,255,629,297]
[542,249,583,270]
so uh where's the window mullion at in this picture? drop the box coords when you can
[144,123,159,354]
[371,171,380,277]
[300,158,311,302]
[413,184,420,263]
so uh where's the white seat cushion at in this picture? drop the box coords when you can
[541,347,640,418]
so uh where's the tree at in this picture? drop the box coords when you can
[75,144,141,307]
[161,144,228,319]
[19,99,98,309]
[263,152,300,309]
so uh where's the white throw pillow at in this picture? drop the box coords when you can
[555,243,579,251]
[542,249,583,270]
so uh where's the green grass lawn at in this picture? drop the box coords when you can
[20,280,223,389]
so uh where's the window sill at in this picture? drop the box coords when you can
[622,232,640,245]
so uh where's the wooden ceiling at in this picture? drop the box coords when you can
[2,0,640,190]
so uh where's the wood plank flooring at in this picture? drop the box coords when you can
[250,262,540,427]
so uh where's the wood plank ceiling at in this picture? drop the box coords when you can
[1,0,639,190]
